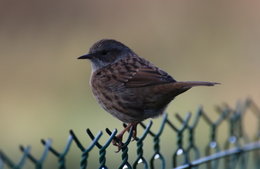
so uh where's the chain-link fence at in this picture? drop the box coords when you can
[1,98,260,169]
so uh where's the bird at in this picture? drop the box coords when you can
[78,39,219,149]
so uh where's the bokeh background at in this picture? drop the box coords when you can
[1,0,260,168]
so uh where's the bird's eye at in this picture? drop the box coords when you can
[101,51,108,55]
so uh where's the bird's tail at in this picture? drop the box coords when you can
[169,81,220,96]
[175,81,220,88]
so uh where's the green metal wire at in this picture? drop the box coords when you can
[133,120,152,169]
[148,114,167,169]
[171,113,191,168]
[1,98,260,169]
[19,139,51,169]
[202,107,228,169]
[175,108,202,169]
[41,135,73,169]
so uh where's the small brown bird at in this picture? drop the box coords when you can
[78,39,218,147]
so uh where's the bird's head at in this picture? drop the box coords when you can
[78,39,134,71]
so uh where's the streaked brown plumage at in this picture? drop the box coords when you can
[78,39,219,148]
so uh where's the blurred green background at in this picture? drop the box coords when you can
[1,0,260,168]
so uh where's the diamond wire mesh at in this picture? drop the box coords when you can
[1,98,260,169]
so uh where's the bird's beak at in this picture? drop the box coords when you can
[77,53,93,59]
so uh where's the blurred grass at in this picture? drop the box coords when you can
[0,0,260,168]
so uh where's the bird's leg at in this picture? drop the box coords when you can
[112,123,132,148]
[112,122,139,151]
[131,123,138,141]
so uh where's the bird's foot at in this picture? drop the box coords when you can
[112,134,124,153]
[112,122,138,152]
[131,123,138,141]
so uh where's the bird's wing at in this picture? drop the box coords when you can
[125,67,176,88]
[120,59,176,88]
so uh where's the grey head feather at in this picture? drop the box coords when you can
[88,39,135,71]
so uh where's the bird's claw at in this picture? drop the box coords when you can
[111,122,139,152]
[131,130,137,141]
[112,135,124,152]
